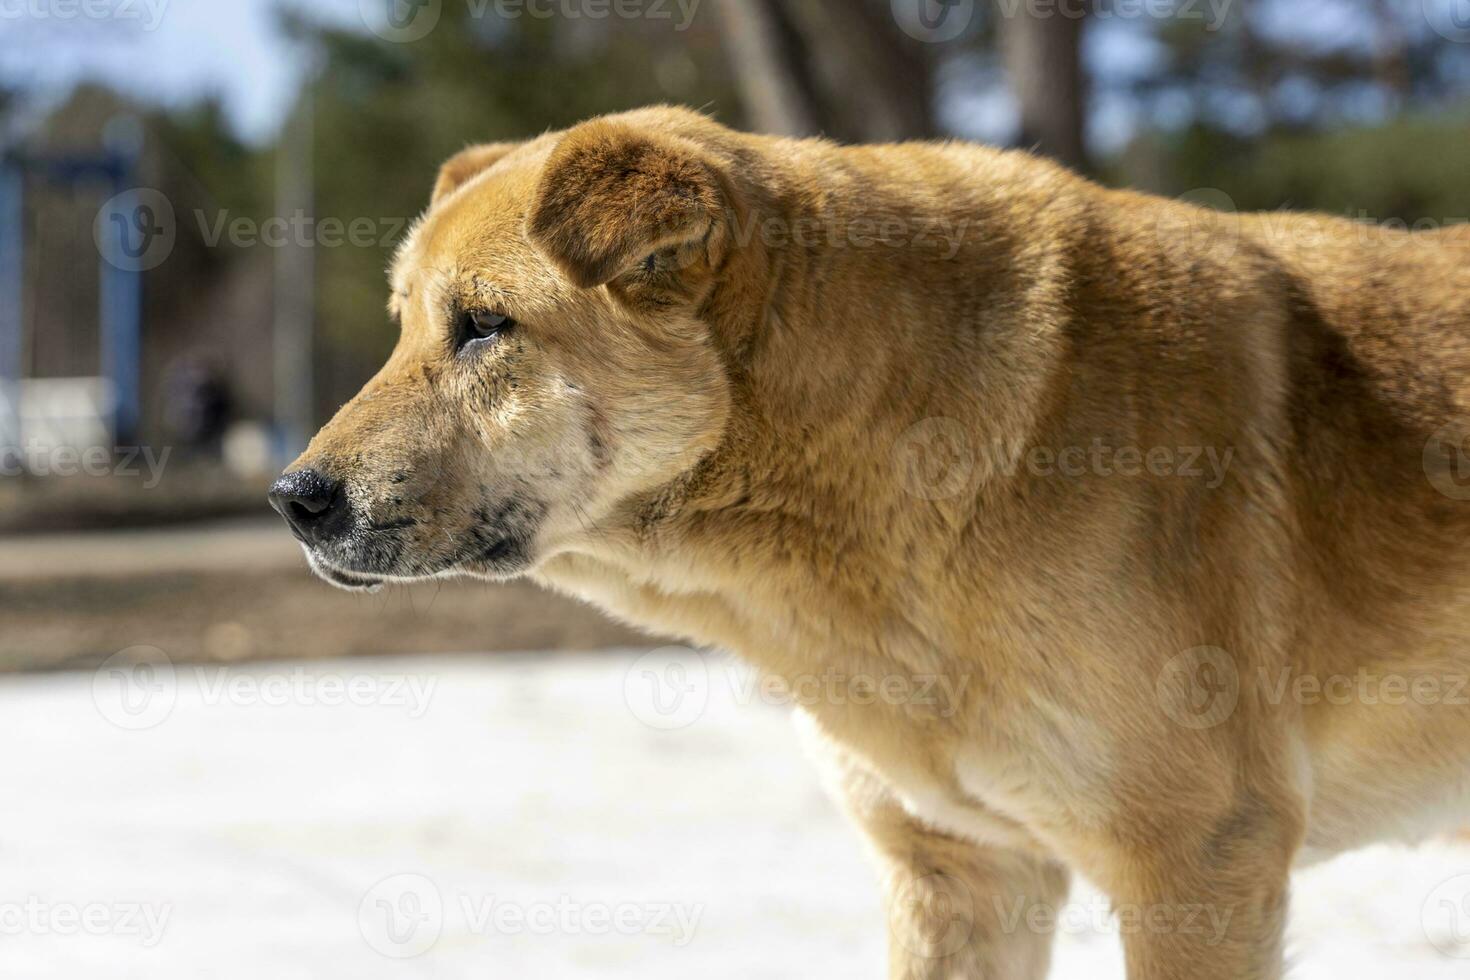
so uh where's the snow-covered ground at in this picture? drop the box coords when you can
[1,650,1467,978]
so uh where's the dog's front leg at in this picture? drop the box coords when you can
[876,823,1070,980]
[802,718,1068,979]
[1081,797,1303,980]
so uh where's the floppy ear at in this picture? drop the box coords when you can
[431,142,523,206]
[525,121,729,290]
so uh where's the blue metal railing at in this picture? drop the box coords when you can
[0,143,143,461]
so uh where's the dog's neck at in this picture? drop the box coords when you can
[544,139,1081,665]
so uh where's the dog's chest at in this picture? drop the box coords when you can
[794,705,1056,855]
[789,649,1125,861]
[547,547,1107,850]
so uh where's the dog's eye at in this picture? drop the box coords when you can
[460,310,515,347]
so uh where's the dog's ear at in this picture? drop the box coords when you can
[526,121,729,291]
[431,142,523,206]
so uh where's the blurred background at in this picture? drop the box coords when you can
[2,1,1470,977]
[4,0,1470,666]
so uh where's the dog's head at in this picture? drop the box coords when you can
[269,112,738,590]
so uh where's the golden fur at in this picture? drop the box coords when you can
[280,106,1470,978]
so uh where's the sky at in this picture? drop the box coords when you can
[0,0,1189,152]
[0,0,1459,150]
[0,0,362,143]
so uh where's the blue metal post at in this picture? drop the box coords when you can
[0,163,22,464]
[98,171,143,446]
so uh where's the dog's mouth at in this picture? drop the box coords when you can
[305,551,389,593]
[301,525,538,592]
[288,493,547,592]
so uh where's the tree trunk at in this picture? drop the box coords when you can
[715,0,826,138]
[717,0,937,142]
[1000,6,1090,172]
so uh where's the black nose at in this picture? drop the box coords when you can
[268,469,350,545]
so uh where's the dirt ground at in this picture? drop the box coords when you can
[0,518,651,672]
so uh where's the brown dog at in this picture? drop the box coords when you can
[268,106,1470,979]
